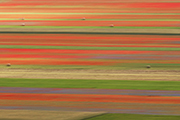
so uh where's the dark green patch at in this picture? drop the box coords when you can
[0,78,180,90]
[1,63,180,70]
[83,113,180,120]
[1,45,180,51]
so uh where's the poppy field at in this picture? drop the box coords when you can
[0,33,180,68]
[0,0,180,120]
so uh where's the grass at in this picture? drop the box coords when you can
[83,113,180,120]
[1,45,180,51]
[1,63,180,70]
[0,78,180,90]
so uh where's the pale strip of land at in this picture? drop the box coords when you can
[0,109,104,120]
[0,68,180,81]
[0,18,180,21]
[0,0,11,3]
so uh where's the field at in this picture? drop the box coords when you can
[0,0,180,120]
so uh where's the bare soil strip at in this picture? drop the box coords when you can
[0,109,104,120]
[0,28,179,35]
[0,0,10,3]
[0,68,180,81]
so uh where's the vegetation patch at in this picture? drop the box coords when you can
[0,78,180,90]
[83,113,180,120]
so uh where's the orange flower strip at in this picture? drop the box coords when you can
[0,93,180,104]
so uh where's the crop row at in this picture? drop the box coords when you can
[0,20,179,27]
[1,34,179,44]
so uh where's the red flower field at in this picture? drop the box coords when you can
[0,0,180,118]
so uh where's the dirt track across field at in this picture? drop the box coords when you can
[0,68,180,81]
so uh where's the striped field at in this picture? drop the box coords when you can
[0,0,180,120]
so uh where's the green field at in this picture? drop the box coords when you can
[1,64,180,70]
[1,45,180,51]
[83,113,180,120]
[1,78,180,90]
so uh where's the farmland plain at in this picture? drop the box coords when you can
[0,0,180,119]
